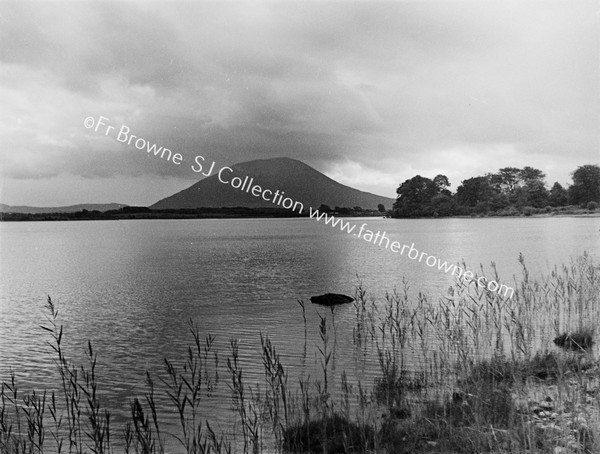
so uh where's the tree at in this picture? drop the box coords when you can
[519,166,546,185]
[487,172,505,193]
[517,179,548,208]
[429,194,457,217]
[393,175,439,217]
[377,203,386,213]
[514,166,548,207]
[548,182,569,207]
[496,167,521,194]
[433,174,451,195]
[569,164,600,206]
[487,192,510,211]
[455,176,496,207]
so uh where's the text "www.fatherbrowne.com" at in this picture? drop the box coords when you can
[84,115,513,299]
[308,207,515,299]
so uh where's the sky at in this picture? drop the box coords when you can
[1,0,598,207]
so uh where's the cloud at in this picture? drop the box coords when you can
[324,160,398,197]
[0,0,597,205]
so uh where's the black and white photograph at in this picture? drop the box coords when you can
[1,1,599,452]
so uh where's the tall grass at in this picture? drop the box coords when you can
[1,253,599,453]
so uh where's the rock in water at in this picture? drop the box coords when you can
[553,331,594,351]
[310,293,354,306]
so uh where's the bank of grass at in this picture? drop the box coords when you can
[1,253,599,453]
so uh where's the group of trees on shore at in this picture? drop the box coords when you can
[3,164,598,222]
[392,164,600,217]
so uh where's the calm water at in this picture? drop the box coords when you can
[1,216,598,445]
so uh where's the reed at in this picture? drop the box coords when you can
[1,253,599,453]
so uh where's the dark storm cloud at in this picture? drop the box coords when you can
[0,0,597,205]
[0,2,190,92]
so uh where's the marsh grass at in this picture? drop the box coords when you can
[1,253,599,453]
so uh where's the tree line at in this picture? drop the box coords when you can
[392,164,600,217]
[0,206,308,222]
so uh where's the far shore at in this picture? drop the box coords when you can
[0,205,598,222]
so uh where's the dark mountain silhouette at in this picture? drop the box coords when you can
[152,157,395,211]
[0,203,127,214]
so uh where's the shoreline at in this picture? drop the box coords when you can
[1,210,598,222]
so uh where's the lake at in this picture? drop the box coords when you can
[0,216,598,448]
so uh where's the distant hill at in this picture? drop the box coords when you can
[0,203,128,214]
[151,157,396,211]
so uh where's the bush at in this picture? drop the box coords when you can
[587,201,598,211]
[373,367,425,410]
[380,415,517,453]
[439,384,515,428]
[521,350,593,380]
[496,206,520,217]
[453,356,518,428]
[522,206,534,216]
[283,413,375,453]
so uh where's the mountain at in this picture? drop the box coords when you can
[0,203,128,214]
[151,157,396,211]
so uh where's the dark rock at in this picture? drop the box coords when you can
[553,331,594,351]
[310,293,354,306]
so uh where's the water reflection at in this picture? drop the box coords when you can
[0,217,598,447]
